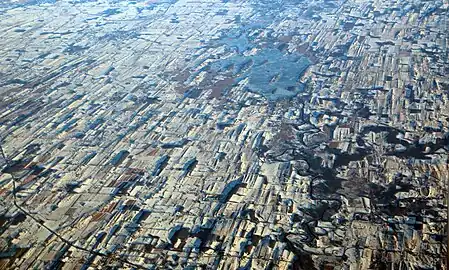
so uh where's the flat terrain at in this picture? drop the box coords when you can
[0,0,447,269]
